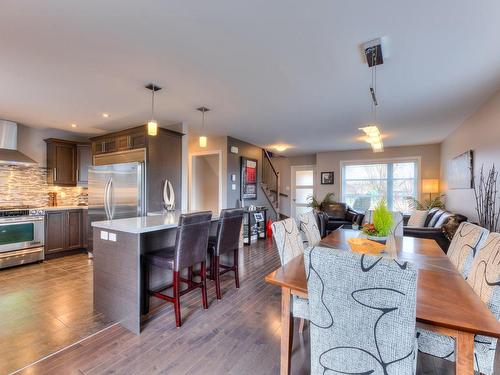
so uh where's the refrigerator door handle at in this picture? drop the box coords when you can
[104,178,112,220]
[108,178,115,219]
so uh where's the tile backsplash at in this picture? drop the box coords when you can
[0,165,88,207]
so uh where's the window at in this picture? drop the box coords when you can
[341,159,419,213]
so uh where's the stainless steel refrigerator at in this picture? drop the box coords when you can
[88,162,145,252]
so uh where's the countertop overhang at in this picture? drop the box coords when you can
[91,210,219,234]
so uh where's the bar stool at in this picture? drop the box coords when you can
[207,208,244,299]
[143,211,212,327]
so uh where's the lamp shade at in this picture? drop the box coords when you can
[148,120,158,136]
[422,179,439,194]
[199,136,207,148]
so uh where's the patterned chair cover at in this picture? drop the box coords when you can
[271,218,309,319]
[417,232,500,375]
[446,222,489,277]
[298,210,321,247]
[305,246,418,374]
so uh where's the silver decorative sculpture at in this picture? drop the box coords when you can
[163,179,175,211]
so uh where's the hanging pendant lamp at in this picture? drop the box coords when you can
[146,83,162,136]
[197,107,210,148]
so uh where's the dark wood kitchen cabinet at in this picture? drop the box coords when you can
[76,143,91,186]
[45,209,84,254]
[90,127,147,157]
[45,139,77,186]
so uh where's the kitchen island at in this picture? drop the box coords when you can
[91,211,219,334]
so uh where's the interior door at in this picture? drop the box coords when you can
[291,165,315,219]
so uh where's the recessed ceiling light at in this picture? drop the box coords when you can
[102,113,110,118]
[70,123,77,128]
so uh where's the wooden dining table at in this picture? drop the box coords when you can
[264,229,500,375]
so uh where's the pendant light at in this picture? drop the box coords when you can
[146,83,162,136]
[197,107,210,148]
[359,42,384,152]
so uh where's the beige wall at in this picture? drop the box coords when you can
[315,144,441,203]
[188,134,228,210]
[191,154,220,213]
[441,88,500,221]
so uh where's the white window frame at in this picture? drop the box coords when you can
[340,156,421,212]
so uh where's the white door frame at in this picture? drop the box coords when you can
[291,165,316,219]
[189,150,223,213]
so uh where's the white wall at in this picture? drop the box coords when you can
[315,144,442,203]
[441,88,500,221]
[17,124,87,166]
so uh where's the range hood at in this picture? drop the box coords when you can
[0,120,37,166]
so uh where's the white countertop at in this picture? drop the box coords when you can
[43,205,88,211]
[91,210,218,234]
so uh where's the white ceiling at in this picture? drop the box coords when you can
[1,0,500,155]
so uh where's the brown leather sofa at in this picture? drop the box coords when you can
[403,207,468,252]
[321,203,364,233]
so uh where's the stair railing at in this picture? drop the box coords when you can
[262,149,280,215]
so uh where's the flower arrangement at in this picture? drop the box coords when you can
[362,199,393,239]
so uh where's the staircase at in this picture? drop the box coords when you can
[261,149,280,218]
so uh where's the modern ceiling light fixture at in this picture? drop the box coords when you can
[102,113,110,118]
[273,144,289,152]
[197,106,210,148]
[359,38,387,153]
[146,83,162,136]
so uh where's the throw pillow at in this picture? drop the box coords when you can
[442,216,459,241]
[407,210,428,227]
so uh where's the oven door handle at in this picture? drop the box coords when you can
[0,217,44,224]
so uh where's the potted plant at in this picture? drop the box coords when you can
[361,199,393,242]
[307,192,336,211]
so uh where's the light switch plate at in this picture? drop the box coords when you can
[231,174,236,182]
[109,232,117,242]
[231,183,236,191]
[100,231,108,240]
[230,146,239,154]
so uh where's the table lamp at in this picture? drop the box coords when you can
[422,179,439,200]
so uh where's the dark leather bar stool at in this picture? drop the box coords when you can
[143,211,212,327]
[207,208,244,300]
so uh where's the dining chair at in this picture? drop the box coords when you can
[305,246,419,374]
[417,232,500,375]
[271,218,309,329]
[298,210,321,247]
[446,221,489,277]
[143,211,212,327]
[207,208,244,300]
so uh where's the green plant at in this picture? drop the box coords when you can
[307,192,336,210]
[369,199,393,237]
[406,195,445,210]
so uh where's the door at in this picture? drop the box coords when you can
[291,165,315,219]
[77,144,91,186]
[45,211,66,253]
[190,152,221,214]
[67,210,82,250]
[54,142,77,185]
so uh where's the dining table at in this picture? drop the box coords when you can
[264,229,500,375]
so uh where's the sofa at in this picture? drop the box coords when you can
[321,202,364,233]
[403,207,468,252]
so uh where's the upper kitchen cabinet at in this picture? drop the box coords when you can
[77,143,92,186]
[45,138,77,186]
[45,139,92,187]
[91,127,146,156]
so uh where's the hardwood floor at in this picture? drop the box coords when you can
[4,239,499,374]
[0,254,113,375]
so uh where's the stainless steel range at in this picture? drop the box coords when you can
[0,207,45,269]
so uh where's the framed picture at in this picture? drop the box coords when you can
[241,157,258,200]
[448,150,473,189]
[253,212,264,222]
[321,171,334,185]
